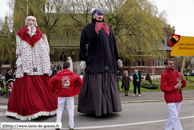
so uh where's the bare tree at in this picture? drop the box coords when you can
[3,0,169,62]
[64,0,169,60]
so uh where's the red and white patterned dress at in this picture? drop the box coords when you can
[6,27,58,120]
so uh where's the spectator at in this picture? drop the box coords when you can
[120,72,125,90]
[0,74,5,95]
[7,79,14,98]
[73,66,77,73]
[160,58,186,130]
[57,64,62,71]
[51,62,56,75]
[49,62,83,130]
[133,69,141,96]
[10,69,13,75]
[116,70,120,90]
[122,70,131,96]
[13,68,17,79]
[5,69,13,82]
[79,72,84,80]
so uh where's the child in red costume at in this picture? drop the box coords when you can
[49,62,83,130]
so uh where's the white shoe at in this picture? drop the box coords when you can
[120,89,122,90]
[133,94,135,96]
[139,94,141,97]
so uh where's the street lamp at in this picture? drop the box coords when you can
[26,0,28,17]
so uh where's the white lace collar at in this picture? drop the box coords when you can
[27,27,36,37]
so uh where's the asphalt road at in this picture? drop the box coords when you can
[0,100,194,130]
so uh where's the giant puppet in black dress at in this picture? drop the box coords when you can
[78,9,123,116]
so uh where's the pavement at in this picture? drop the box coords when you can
[1,89,194,105]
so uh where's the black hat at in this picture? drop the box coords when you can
[92,9,104,17]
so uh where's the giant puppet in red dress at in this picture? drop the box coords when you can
[6,16,58,120]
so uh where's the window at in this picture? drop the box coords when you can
[72,50,75,56]
[138,60,141,66]
[156,58,164,66]
[157,58,160,66]
[124,61,128,66]
[142,60,145,66]
[59,52,67,62]
[161,59,164,66]
[137,60,145,66]
[4,58,9,64]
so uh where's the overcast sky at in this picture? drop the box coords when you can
[149,0,194,37]
[0,0,10,19]
[0,0,194,36]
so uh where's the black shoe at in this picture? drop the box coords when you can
[56,128,60,130]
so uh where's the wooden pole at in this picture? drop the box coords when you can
[179,56,186,84]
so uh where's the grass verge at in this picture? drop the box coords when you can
[118,80,194,93]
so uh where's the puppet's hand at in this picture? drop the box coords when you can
[80,61,86,70]
[16,56,22,66]
[117,59,123,67]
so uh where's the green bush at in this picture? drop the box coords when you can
[145,72,152,84]
[141,80,159,89]
[141,80,151,86]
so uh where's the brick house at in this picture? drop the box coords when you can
[0,0,178,78]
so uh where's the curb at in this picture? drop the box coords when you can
[1,97,194,105]
[121,99,164,103]
[121,97,194,104]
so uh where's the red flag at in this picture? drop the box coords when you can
[169,34,181,47]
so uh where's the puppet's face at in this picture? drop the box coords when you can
[27,18,36,28]
[165,60,174,71]
[93,13,103,21]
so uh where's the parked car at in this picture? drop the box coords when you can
[190,73,194,76]
[184,72,190,76]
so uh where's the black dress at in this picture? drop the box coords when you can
[78,21,122,116]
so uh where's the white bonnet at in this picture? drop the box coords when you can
[25,16,38,26]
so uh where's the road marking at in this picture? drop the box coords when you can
[0,111,193,129]
[121,99,164,103]
[72,115,194,129]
